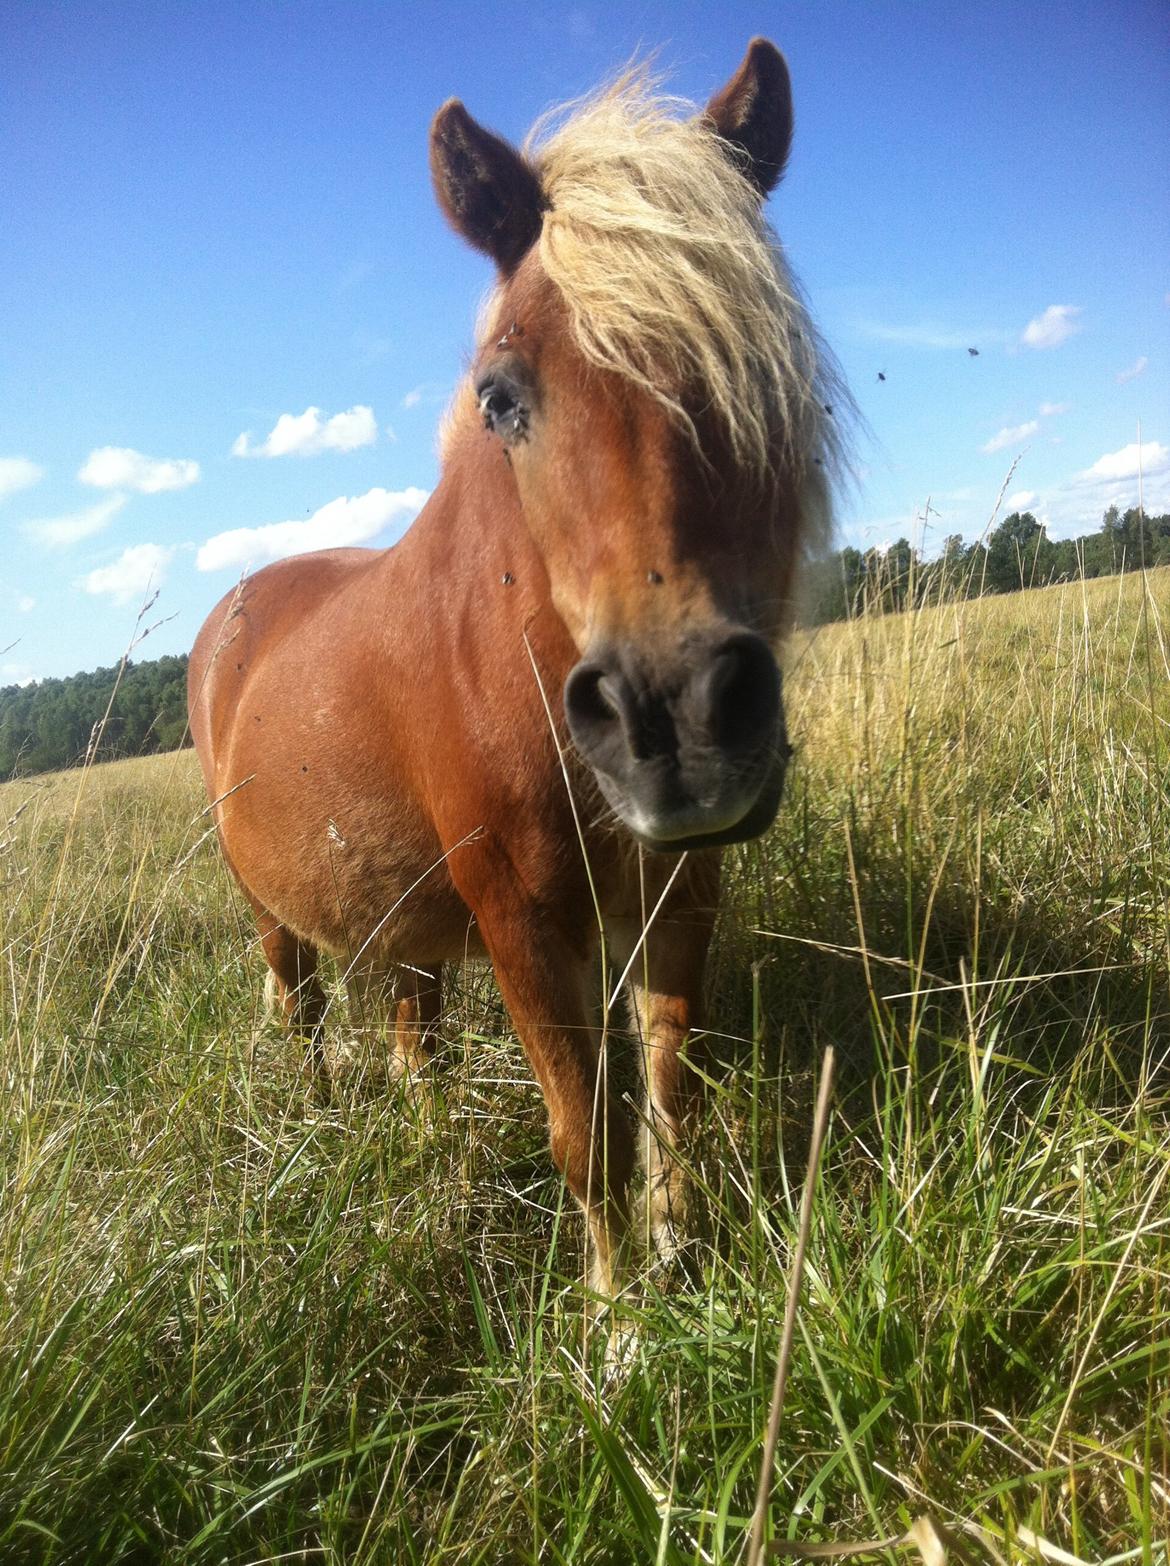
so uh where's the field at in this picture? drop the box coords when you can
[1,569,1167,1564]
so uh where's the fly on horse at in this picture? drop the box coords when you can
[188,38,841,1299]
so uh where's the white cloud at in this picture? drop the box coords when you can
[84,543,174,604]
[232,405,377,458]
[1115,356,1148,385]
[1006,490,1038,510]
[1021,305,1083,350]
[0,457,44,501]
[17,595,35,613]
[1039,401,1069,417]
[400,382,450,410]
[982,420,1040,454]
[1077,441,1169,484]
[79,446,199,493]
[196,485,428,572]
[1,662,37,687]
[859,322,1000,351]
[1033,433,1170,539]
[24,494,127,548]
[837,510,922,549]
[1042,469,1170,540]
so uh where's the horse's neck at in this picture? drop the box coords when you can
[372,426,570,680]
[416,432,541,582]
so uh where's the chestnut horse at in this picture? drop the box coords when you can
[189,38,840,1298]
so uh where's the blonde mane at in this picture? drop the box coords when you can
[524,70,846,497]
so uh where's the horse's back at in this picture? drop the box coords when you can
[188,547,378,784]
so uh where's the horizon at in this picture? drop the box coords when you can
[2,0,1168,685]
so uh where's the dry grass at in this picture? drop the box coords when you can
[1,568,1166,1563]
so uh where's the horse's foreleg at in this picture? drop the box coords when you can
[627,969,707,1260]
[610,855,719,1261]
[480,915,635,1299]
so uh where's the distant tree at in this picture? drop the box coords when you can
[794,501,1166,629]
[981,511,1044,593]
[0,654,191,778]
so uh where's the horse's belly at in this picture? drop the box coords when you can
[216,754,480,965]
[296,818,480,963]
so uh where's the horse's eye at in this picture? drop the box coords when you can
[477,376,529,443]
[479,384,514,425]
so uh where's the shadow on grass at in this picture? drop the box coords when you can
[710,834,1166,1083]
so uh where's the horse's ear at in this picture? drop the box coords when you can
[430,100,546,273]
[703,38,793,197]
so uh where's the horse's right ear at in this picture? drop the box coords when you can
[704,38,793,197]
[430,101,546,273]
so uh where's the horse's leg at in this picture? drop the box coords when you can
[253,906,328,1085]
[346,961,442,1081]
[465,893,634,1296]
[609,852,720,1261]
[509,947,633,1296]
[215,823,328,1087]
[395,965,443,1076]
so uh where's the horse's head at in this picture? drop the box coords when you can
[431,40,840,851]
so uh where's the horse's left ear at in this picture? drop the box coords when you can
[704,38,793,197]
[430,100,546,273]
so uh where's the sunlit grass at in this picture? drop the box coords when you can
[1,568,1166,1563]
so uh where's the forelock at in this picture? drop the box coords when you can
[523,68,847,496]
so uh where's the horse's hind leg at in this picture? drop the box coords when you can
[394,966,443,1076]
[346,962,443,1082]
[254,908,327,1085]
[215,824,328,1088]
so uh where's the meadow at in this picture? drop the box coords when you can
[1,568,1167,1564]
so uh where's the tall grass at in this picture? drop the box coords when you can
[1,568,1166,1563]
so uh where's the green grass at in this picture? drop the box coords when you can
[1,568,1167,1563]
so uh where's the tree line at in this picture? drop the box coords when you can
[801,504,1170,624]
[0,654,190,778]
[2,505,1166,778]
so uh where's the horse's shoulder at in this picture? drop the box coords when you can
[251,546,380,587]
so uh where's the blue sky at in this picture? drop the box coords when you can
[2,1,1167,685]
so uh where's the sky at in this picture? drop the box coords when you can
[2,0,1168,686]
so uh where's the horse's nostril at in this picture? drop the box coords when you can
[567,633,779,783]
[596,675,622,720]
[564,662,622,742]
[702,633,780,753]
[705,647,741,709]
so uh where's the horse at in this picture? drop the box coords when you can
[188,37,842,1301]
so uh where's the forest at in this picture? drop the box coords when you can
[0,654,190,778]
[2,504,1166,778]
[801,502,1170,623]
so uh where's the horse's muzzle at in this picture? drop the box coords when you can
[563,629,791,851]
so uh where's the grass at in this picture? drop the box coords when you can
[1,567,1167,1563]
